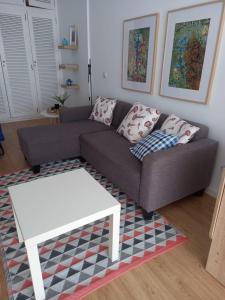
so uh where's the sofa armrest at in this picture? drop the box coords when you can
[139,138,218,212]
[59,105,92,123]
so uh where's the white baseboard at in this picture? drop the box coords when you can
[206,186,217,199]
[2,114,42,123]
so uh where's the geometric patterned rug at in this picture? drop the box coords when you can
[0,159,187,300]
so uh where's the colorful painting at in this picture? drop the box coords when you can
[160,2,224,103]
[127,27,150,83]
[122,14,158,93]
[169,18,210,90]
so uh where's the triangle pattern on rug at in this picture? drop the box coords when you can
[0,159,187,300]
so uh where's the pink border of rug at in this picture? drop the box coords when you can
[0,166,31,177]
[59,235,187,300]
[0,159,81,177]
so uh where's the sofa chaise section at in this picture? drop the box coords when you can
[18,116,112,171]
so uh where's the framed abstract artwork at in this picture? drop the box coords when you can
[122,14,159,94]
[160,1,225,104]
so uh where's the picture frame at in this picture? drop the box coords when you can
[69,25,78,47]
[160,1,225,104]
[122,13,159,94]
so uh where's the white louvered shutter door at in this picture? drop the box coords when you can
[28,8,59,110]
[0,1,24,5]
[0,5,38,118]
[27,0,55,10]
[0,63,10,121]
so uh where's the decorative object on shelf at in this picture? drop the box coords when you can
[66,78,73,86]
[58,45,77,50]
[52,92,70,106]
[69,25,78,47]
[122,13,159,94]
[160,1,225,104]
[62,38,69,47]
[61,84,80,90]
[59,64,79,71]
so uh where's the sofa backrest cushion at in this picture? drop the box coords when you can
[155,113,209,141]
[112,100,132,129]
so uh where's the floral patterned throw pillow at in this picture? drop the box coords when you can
[160,114,200,144]
[89,96,117,126]
[117,103,161,143]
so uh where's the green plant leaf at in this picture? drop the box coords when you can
[51,93,71,105]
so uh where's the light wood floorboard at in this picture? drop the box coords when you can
[0,119,225,300]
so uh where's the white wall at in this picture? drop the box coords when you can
[57,0,89,107]
[89,0,225,197]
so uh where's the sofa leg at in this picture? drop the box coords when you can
[79,156,86,163]
[143,210,154,220]
[32,165,40,174]
[195,189,205,197]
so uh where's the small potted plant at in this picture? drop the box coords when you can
[52,92,70,109]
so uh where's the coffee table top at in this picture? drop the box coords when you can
[9,169,120,244]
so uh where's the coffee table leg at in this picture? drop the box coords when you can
[12,206,23,243]
[109,209,120,261]
[25,242,45,300]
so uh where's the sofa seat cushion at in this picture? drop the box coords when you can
[18,120,112,166]
[80,130,141,201]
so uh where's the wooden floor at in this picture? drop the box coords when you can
[1,119,225,300]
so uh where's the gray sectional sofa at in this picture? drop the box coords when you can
[17,100,218,213]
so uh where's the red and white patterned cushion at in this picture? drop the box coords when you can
[160,114,200,144]
[89,96,117,126]
[117,103,161,143]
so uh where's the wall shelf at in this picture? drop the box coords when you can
[58,44,79,91]
[61,84,80,90]
[58,45,78,50]
[59,64,79,71]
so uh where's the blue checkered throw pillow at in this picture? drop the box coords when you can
[130,130,179,161]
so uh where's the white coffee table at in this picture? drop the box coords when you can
[9,169,121,300]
